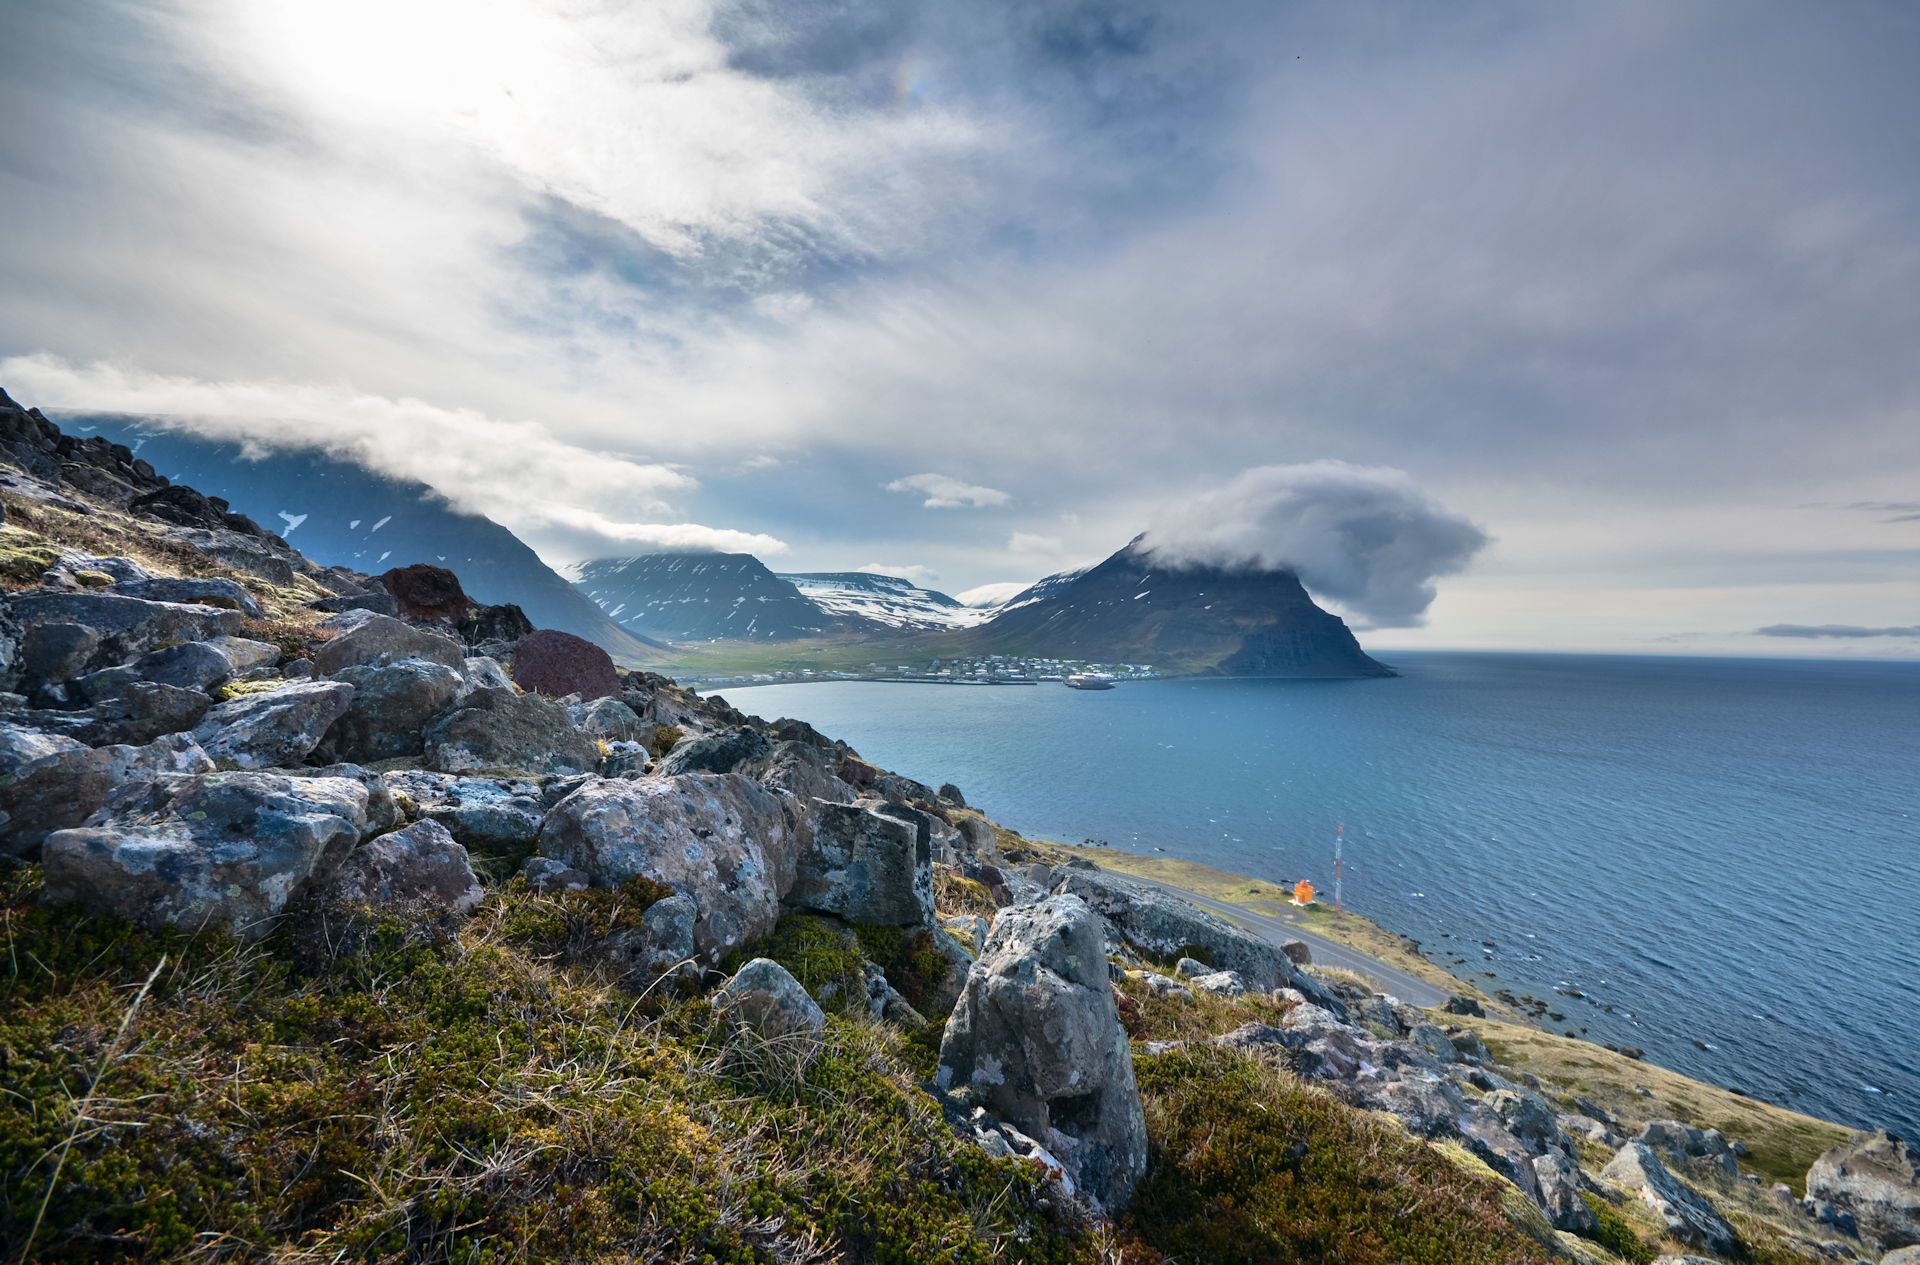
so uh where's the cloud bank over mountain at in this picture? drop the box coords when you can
[1141,463,1488,628]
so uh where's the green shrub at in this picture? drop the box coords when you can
[1580,1191,1655,1263]
[646,723,685,760]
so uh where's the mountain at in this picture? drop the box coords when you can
[572,553,837,642]
[776,572,993,631]
[994,564,1091,613]
[965,537,1393,677]
[53,416,662,662]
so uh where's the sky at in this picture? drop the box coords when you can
[1,0,1916,654]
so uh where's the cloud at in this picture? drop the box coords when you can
[3,353,783,562]
[1140,462,1488,628]
[1755,623,1920,639]
[1008,531,1064,554]
[955,580,1029,608]
[857,561,937,584]
[885,472,1011,509]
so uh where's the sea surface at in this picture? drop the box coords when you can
[718,653,1920,1138]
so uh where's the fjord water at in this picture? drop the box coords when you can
[727,653,1920,1137]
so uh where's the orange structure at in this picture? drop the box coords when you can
[1292,879,1316,906]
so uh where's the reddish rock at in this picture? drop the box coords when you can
[377,564,471,624]
[511,629,618,700]
[838,755,879,789]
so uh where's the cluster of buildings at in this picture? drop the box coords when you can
[685,656,1159,690]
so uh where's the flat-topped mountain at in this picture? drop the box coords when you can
[777,571,991,631]
[573,552,836,641]
[962,537,1393,677]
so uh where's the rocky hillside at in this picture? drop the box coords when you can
[3,390,1909,1263]
[960,536,1395,677]
[572,551,840,642]
[56,414,662,663]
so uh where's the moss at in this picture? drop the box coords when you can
[212,678,289,701]
[1121,1046,1556,1264]
[647,724,685,761]
[1580,1192,1655,1263]
[851,923,952,1016]
[740,914,870,1016]
[2,867,1093,1264]
[0,538,64,583]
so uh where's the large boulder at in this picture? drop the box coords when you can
[1806,1130,1920,1249]
[78,639,234,699]
[111,576,263,618]
[1601,1142,1737,1255]
[322,819,484,914]
[374,564,470,623]
[1052,868,1339,1007]
[4,591,243,678]
[784,801,933,927]
[192,680,356,769]
[1,725,218,857]
[511,628,618,701]
[745,740,858,809]
[535,773,796,964]
[317,657,465,763]
[1533,1153,1600,1234]
[569,696,647,742]
[716,958,827,1038]
[312,612,464,675]
[386,770,547,857]
[423,687,602,775]
[1638,1120,1738,1177]
[42,771,370,938]
[655,725,773,777]
[937,895,1147,1211]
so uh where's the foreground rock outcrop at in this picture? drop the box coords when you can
[1806,1129,1920,1250]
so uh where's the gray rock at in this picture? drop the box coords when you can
[1450,1028,1494,1063]
[1405,1022,1461,1065]
[1444,994,1487,1017]
[535,773,794,964]
[460,656,513,692]
[741,740,857,810]
[785,801,933,927]
[62,556,151,583]
[1173,956,1209,977]
[624,893,697,975]
[80,639,234,698]
[1485,1089,1561,1154]
[56,681,214,746]
[312,612,464,675]
[280,659,316,681]
[295,764,401,834]
[519,856,590,893]
[307,591,398,616]
[158,526,300,586]
[13,622,101,699]
[569,696,646,741]
[192,680,356,769]
[600,741,651,779]
[1,724,218,857]
[42,771,369,938]
[1190,969,1248,997]
[323,819,483,914]
[205,636,280,674]
[424,687,602,775]
[1143,972,1194,1002]
[5,591,243,674]
[112,576,263,618]
[1602,1142,1738,1254]
[1806,1130,1920,1250]
[654,725,772,777]
[318,657,464,763]
[388,770,547,856]
[1052,868,1342,1010]
[716,958,827,1038]
[937,895,1147,1211]
[1638,1120,1739,1177]
[1280,938,1312,965]
[1881,1247,1920,1265]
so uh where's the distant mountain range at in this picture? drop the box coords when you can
[777,572,991,631]
[569,553,836,642]
[55,416,662,661]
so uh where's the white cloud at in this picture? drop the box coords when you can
[2,353,782,563]
[1142,462,1488,628]
[857,562,938,585]
[1008,531,1064,554]
[885,473,1012,509]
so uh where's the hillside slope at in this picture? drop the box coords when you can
[573,552,837,641]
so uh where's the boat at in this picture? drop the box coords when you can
[1064,673,1115,690]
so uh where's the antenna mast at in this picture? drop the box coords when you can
[1334,823,1344,912]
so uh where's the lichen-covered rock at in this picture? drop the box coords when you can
[511,628,618,701]
[1,724,216,857]
[569,696,646,741]
[784,801,933,927]
[1806,1129,1920,1249]
[5,591,243,682]
[388,770,547,856]
[600,741,650,779]
[1189,969,1248,997]
[460,655,513,692]
[520,855,590,892]
[112,576,263,617]
[1638,1120,1739,1177]
[312,612,464,675]
[317,657,464,763]
[79,639,234,698]
[192,680,356,769]
[423,687,602,775]
[535,773,794,964]
[937,895,1147,1211]
[42,771,370,938]
[322,819,483,914]
[205,635,280,674]
[1602,1142,1737,1254]
[717,958,826,1038]
[654,725,772,777]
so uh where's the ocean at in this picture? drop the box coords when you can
[716,652,1920,1138]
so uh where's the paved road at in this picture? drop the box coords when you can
[1119,873,1452,1008]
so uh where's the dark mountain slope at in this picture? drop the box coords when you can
[55,416,662,661]
[574,553,836,642]
[966,537,1393,677]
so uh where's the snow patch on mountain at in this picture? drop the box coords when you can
[778,572,994,630]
